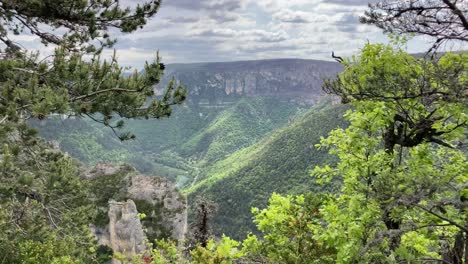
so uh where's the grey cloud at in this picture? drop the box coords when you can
[204,0,245,11]
[163,0,244,26]
[191,28,237,38]
[166,16,200,23]
[115,36,242,63]
[252,30,288,43]
[237,41,307,53]
[323,0,377,6]
[272,10,311,23]
[164,0,244,11]
[190,28,287,43]
[209,12,240,23]
[335,13,360,32]
[111,0,430,66]
[163,0,204,10]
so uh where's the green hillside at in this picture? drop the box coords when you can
[32,97,305,187]
[32,118,134,165]
[185,103,349,239]
[33,98,345,239]
[180,98,303,164]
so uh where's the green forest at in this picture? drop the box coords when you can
[0,0,467,263]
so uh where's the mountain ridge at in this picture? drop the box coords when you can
[158,58,342,105]
[165,58,339,68]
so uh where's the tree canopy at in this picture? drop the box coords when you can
[0,0,467,263]
[0,1,186,262]
[361,0,468,49]
[0,0,161,53]
[316,42,467,263]
[0,0,186,140]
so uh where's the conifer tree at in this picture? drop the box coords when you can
[0,1,185,262]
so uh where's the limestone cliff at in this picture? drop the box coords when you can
[85,163,187,260]
[108,200,147,264]
[127,175,187,241]
[158,59,342,105]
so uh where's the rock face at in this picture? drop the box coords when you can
[84,162,129,179]
[108,200,147,264]
[127,175,187,241]
[86,163,187,261]
[158,59,342,105]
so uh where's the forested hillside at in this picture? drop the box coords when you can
[32,55,343,190]
[33,97,307,187]
[32,62,346,239]
[186,102,348,238]
[34,95,346,240]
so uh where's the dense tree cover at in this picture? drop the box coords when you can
[0,0,161,53]
[0,0,185,262]
[187,102,348,239]
[243,42,467,263]
[179,98,304,164]
[0,0,185,140]
[316,41,467,263]
[33,98,304,186]
[0,129,96,263]
[1,0,466,263]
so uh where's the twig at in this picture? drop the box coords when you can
[415,204,468,232]
[0,115,8,124]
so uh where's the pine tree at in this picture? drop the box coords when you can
[0,1,186,262]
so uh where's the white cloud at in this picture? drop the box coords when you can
[7,0,439,67]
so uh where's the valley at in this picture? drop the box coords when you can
[33,58,345,238]
[3,1,466,262]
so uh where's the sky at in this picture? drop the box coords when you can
[110,0,451,67]
[9,0,466,68]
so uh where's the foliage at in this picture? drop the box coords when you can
[0,0,186,140]
[87,167,131,227]
[0,0,162,53]
[315,43,468,263]
[153,42,466,264]
[188,102,347,239]
[142,237,244,264]
[243,193,336,264]
[33,97,304,187]
[180,98,302,164]
[0,0,185,262]
[0,48,185,140]
[190,236,243,264]
[0,127,97,263]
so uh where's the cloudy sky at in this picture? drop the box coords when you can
[110,0,452,67]
[11,0,463,68]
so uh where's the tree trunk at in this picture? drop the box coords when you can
[465,230,468,264]
[383,211,401,252]
[452,232,464,264]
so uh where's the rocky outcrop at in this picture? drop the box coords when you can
[108,200,147,264]
[127,175,187,241]
[86,163,187,261]
[84,162,131,179]
[158,59,342,105]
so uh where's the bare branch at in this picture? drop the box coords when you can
[415,204,468,233]
[361,0,468,47]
